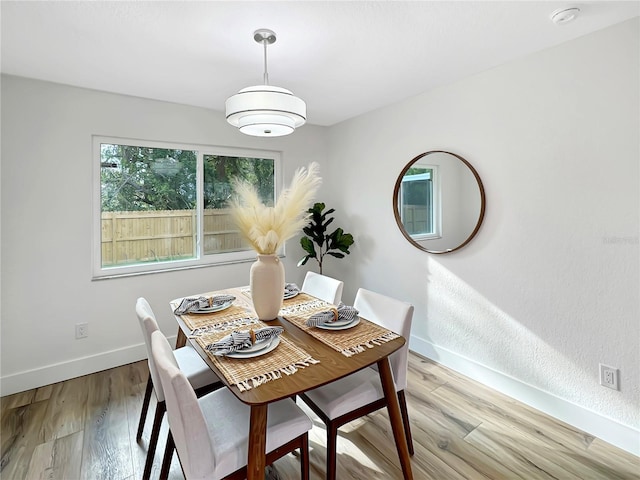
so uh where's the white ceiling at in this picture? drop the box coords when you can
[2,1,638,126]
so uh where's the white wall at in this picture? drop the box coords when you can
[324,18,639,454]
[0,76,328,392]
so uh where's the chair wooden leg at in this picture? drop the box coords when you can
[143,400,166,480]
[160,430,175,480]
[300,433,309,480]
[398,390,414,456]
[137,375,153,441]
[326,422,339,480]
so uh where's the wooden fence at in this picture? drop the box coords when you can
[101,209,245,266]
[401,205,429,235]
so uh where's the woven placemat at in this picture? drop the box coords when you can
[179,305,252,331]
[280,293,400,357]
[195,321,318,391]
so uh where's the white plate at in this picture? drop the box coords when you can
[283,291,299,300]
[190,301,233,314]
[231,337,272,354]
[225,336,281,359]
[316,317,361,331]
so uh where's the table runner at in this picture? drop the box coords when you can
[175,299,319,391]
[280,293,400,357]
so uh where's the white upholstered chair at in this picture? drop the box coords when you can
[151,330,313,480]
[136,297,222,480]
[299,288,415,480]
[300,271,344,305]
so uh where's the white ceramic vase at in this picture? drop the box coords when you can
[250,254,285,321]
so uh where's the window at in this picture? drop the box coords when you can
[93,136,280,278]
[399,165,441,240]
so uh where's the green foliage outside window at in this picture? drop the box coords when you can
[203,154,274,209]
[101,144,196,211]
[100,144,274,212]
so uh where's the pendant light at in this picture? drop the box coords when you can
[225,29,306,137]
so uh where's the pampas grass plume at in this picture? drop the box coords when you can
[229,162,322,254]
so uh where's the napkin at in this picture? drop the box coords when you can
[306,302,359,327]
[284,283,300,298]
[173,294,236,315]
[206,326,284,356]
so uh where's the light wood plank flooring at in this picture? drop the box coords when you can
[1,353,638,479]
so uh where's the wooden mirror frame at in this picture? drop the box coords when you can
[393,150,486,254]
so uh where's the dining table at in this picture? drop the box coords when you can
[171,286,413,480]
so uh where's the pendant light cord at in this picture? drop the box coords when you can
[262,39,269,85]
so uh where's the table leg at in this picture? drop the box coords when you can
[377,358,413,479]
[247,404,268,480]
[176,328,187,348]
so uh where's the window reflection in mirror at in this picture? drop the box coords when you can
[399,165,441,240]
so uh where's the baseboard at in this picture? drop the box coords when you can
[0,336,177,396]
[409,335,640,457]
[4,334,638,456]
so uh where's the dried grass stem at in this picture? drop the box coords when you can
[229,162,322,254]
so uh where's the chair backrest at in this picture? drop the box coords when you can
[353,288,414,391]
[151,330,216,479]
[135,297,166,403]
[301,271,344,305]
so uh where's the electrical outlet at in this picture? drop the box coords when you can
[75,322,89,339]
[599,364,619,390]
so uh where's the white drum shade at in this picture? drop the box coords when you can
[225,85,306,137]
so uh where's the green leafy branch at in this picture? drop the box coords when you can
[298,203,354,274]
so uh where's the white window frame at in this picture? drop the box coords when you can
[92,135,282,279]
[399,164,442,241]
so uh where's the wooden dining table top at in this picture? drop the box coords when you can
[171,286,406,405]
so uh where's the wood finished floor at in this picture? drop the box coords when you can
[1,353,638,480]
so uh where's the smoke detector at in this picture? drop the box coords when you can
[551,7,580,25]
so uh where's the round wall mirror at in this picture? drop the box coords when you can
[393,150,485,254]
